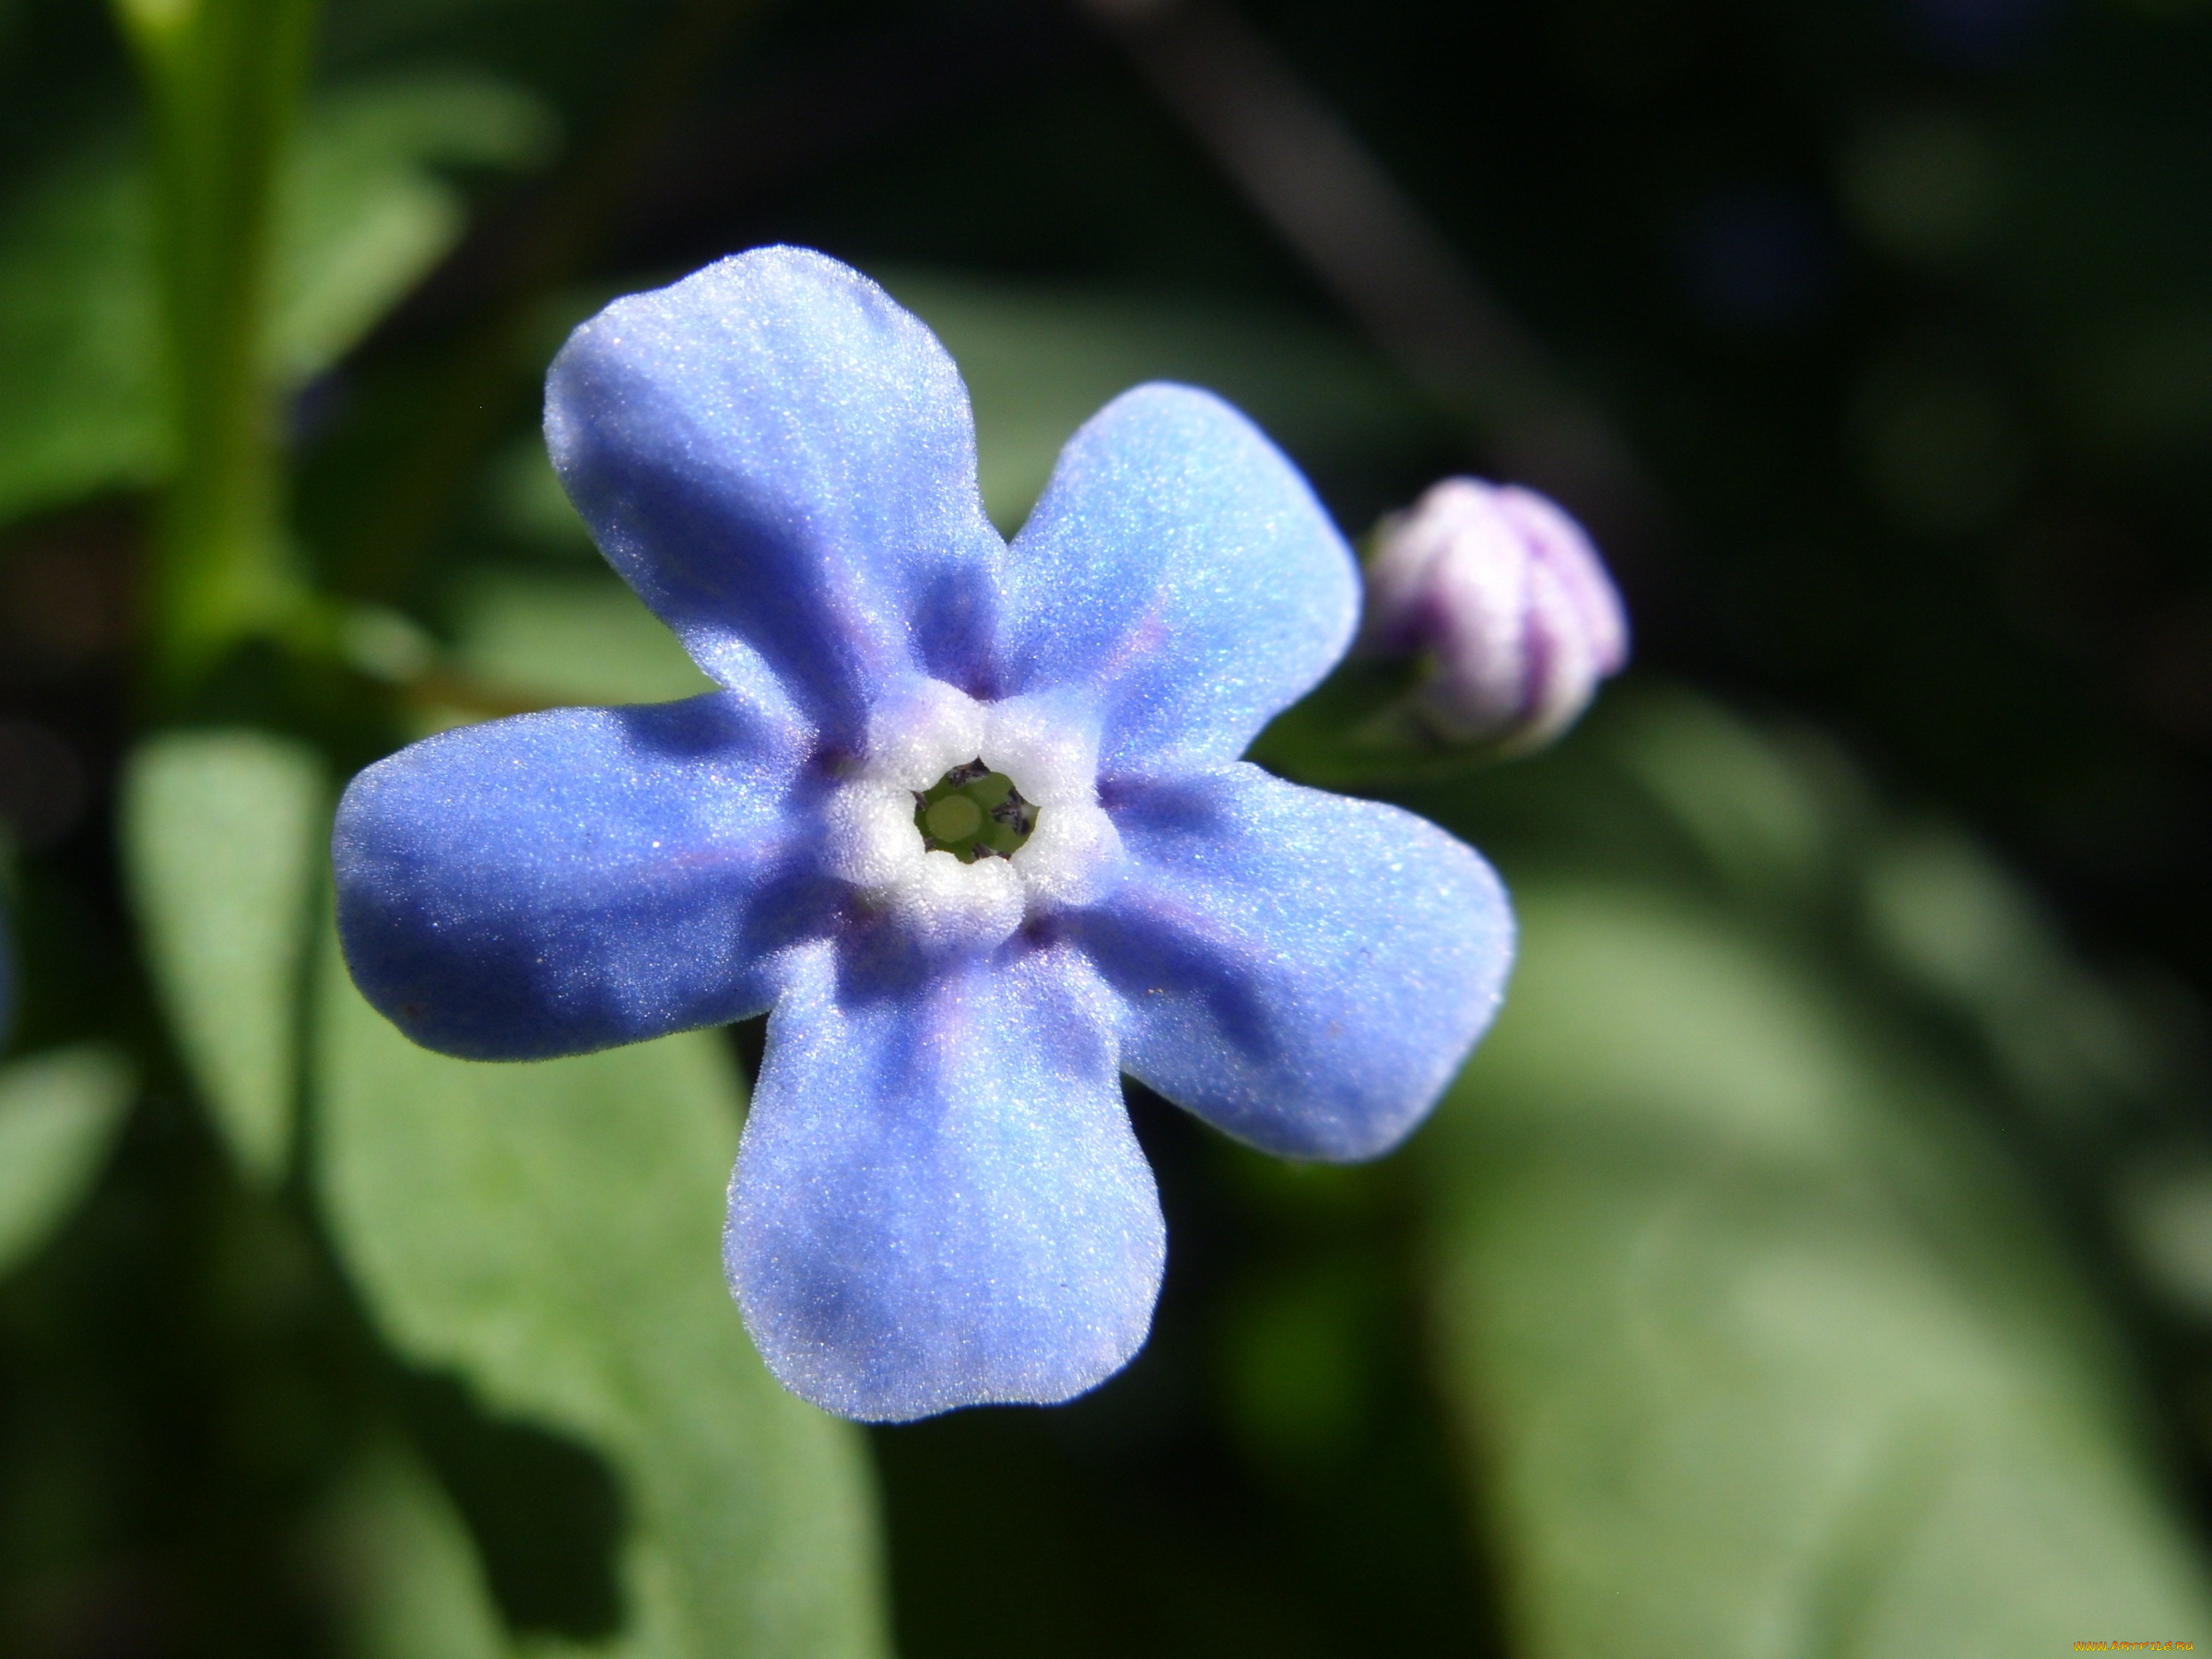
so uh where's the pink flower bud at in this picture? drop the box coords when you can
[1362,477,1629,750]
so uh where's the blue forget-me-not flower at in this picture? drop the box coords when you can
[333,247,1514,1422]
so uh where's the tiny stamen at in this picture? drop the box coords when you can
[990,786,1037,838]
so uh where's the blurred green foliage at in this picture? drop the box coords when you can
[0,1049,134,1278]
[1422,693,2211,1655]
[317,940,887,1658]
[122,730,325,1186]
[0,0,2208,1653]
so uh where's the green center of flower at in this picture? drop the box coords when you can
[914,760,1036,863]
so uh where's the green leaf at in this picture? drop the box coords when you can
[1600,691,1850,903]
[273,73,555,382]
[479,436,596,559]
[444,570,714,710]
[122,728,327,1185]
[0,1045,135,1277]
[1422,879,2212,1657]
[877,269,1441,530]
[317,1437,513,1659]
[313,930,888,1659]
[1861,822,2166,1121]
[0,72,549,535]
[0,139,163,528]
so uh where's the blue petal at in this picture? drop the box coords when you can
[335,696,823,1061]
[996,384,1359,778]
[1077,765,1513,1160]
[728,939,1164,1422]
[546,247,1005,745]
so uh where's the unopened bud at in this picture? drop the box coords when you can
[1362,477,1629,751]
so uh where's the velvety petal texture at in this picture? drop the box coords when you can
[996,384,1359,779]
[546,247,1005,743]
[729,941,1164,1422]
[335,245,1529,1423]
[335,696,817,1061]
[1082,765,1513,1160]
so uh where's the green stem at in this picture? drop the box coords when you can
[113,0,320,699]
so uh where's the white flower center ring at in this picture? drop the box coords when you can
[822,679,1124,950]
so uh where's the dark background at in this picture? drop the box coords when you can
[2,0,2209,1652]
